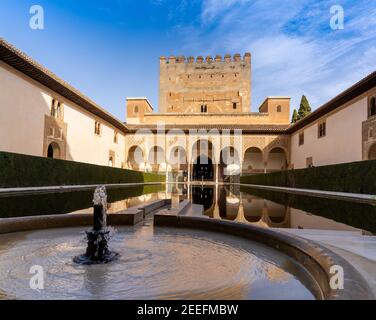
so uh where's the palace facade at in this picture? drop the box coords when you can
[1,38,375,182]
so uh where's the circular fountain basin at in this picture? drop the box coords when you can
[0,224,319,300]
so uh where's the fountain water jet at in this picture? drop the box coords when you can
[73,186,119,265]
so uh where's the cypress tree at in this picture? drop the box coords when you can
[297,95,311,120]
[291,109,299,123]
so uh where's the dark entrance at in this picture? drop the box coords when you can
[192,156,214,181]
[47,144,54,158]
[47,142,60,159]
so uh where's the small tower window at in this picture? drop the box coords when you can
[114,131,118,143]
[233,103,237,109]
[201,105,208,113]
[277,105,282,112]
[134,106,139,113]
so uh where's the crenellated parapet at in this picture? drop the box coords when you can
[159,53,251,64]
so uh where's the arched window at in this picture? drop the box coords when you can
[51,99,62,119]
[134,106,139,113]
[56,102,61,118]
[94,121,101,135]
[51,99,56,117]
[370,97,376,117]
[277,105,282,112]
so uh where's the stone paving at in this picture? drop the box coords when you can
[279,228,376,297]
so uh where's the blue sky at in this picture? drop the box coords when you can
[1,0,375,121]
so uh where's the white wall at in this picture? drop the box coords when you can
[0,62,47,156]
[290,97,368,169]
[0,62,125,168]
[64,104,125,167]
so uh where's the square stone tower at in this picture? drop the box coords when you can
[158,53,251,114]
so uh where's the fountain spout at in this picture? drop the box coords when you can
[73,186,119,265]
[93,186,107,231]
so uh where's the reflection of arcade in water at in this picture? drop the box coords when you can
[188,185,290,228]
[134,183,368,233]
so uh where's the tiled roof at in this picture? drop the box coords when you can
[0,38,128,133]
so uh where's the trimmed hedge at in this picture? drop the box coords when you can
[240,159,376,194]
[0,151,164,188]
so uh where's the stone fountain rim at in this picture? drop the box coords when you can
[0,213,373,300]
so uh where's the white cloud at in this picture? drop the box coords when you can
[201,0,251,23]
[173,0,376,112]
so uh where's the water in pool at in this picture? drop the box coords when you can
[0,216,318,300]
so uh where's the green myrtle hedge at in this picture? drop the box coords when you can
[240,159,376,194]
[0,151,164,188]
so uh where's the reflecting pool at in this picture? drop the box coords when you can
[1,183,375,234]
